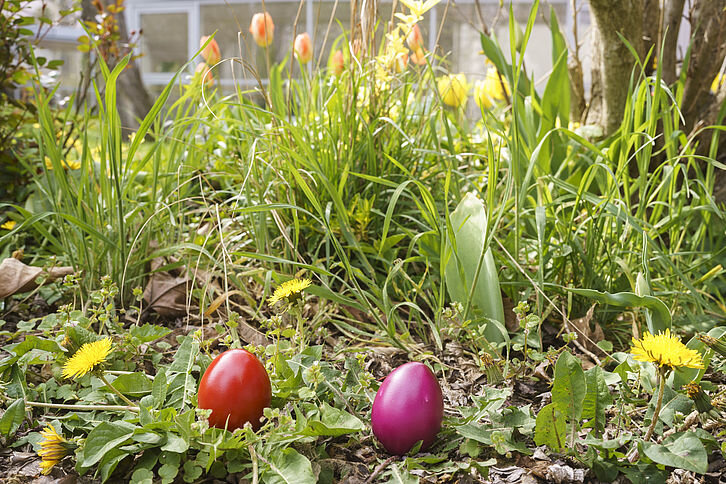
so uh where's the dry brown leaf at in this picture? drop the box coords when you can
[568,304,605,353]
[142,269,193,316]
[503,295,519,332]
[0,258,73,299]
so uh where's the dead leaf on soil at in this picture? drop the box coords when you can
[567,304,605,353]
[0,258,74,299]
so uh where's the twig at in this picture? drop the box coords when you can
[365,456,396,484]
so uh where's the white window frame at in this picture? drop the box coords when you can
[124,0,571,87]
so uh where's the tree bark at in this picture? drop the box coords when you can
[681,0,726,138]
[642,0,660,75]
[661,0,685,84]
[103,0,153,134]
[586,0,644,135]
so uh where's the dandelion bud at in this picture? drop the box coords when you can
[480,351,503,384]
[249,12,274,47]
[294,33,313,64]
[697,333,726,358]
[199,35,220,66]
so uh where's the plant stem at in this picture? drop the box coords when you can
[99,373,139,410]
[27,401,139,412]
[644,368,667,442]
[248,445,259,484]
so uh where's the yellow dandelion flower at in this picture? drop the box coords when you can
[630,329,704,370]
[1,220,16,230]
[37,425,71,475]
[268,278,312,305]
[62,338,112,379]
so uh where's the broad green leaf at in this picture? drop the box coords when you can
[261,448,315,484]
[97,447,128,483]
[455,424,531,455]
[444,193,506,345]
[534,403,565,450]
[581,366,612,436]
[106,373,152,396]
[80,421,137,468]
[152,368,168,409]
[161,432,189,453]
[0,398,25,436]
[551,350,586,424]
[642,432,708,474]
[566,287,670,334]
[303,402,365,437]
[167,337,200,410]
[0,336,64,371]
[129,324,172,344]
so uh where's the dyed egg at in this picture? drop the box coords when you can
[371,362,444,454]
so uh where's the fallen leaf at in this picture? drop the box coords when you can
[0,258,73,299]
[568,305,605,353]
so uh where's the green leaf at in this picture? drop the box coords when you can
[303,402,365,437]
[97,447,128,483]
[152,368,168,409]
[642,432,708,474]
[385,463,419,484]
[581,366,612,436]
[0,335,64,371]
[261,448,316,484]
[161,432,189,453]
[106,373,152,396]
[80,421,136,468]
[566,287,670,334]
[444,193,506,345]
[182,460,203,483]
[129,324,172,344]
[0,398,25,436]
[534,403,566,451]
[551,350,586,425]
[455,424,531,455]
[167,337,200,410]
[158,462,179,484]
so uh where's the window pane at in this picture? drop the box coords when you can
[200,3,308,81]
[140,12,188,73]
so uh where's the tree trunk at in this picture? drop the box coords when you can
[680,0,726,139]
[661,0,685,84]
[586,0,644,135]
[105,0,153,134]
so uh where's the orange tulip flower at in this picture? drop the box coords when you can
[249,12,274,47]
[294,33,313,64]
[332,50,344,75]
[406,24,424,52]
[200,35,220,65]
[195,62,214,87]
